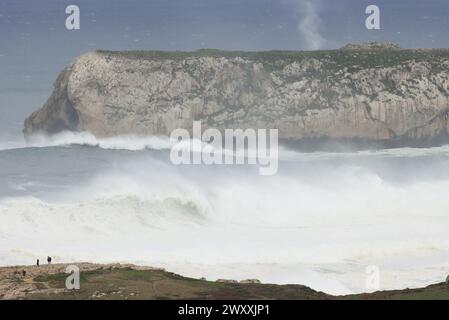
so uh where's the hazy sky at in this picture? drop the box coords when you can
[1,0,449,139]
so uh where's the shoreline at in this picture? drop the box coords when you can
[1,262,448,300]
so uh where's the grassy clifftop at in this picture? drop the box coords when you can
[2,263,449,300]
[96,47,449,70]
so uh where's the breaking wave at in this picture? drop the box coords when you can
[4,131,449,163]
[25,131,173,151]
[1,149,449,294]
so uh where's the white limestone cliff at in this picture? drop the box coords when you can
[24,47,449,148]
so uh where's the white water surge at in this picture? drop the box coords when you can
[0,132,449,295]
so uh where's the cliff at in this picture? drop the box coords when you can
[24,47,449,148]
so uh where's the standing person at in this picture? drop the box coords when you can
[47,256,52,265]
[36,259,40,267]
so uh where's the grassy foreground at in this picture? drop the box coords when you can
[1,263,448,300]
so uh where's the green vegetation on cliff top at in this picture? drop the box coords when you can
[97,48,449,70]
[28,267,449,300]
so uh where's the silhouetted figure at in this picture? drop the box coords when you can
[47,256,52,265]
[36,259,40,267]
[22,270,26,277]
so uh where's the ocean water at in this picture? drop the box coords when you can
[1,132,449,295]
[2,0,449,297]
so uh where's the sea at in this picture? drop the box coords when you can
[1,131,449,294]
[1,0,449,296]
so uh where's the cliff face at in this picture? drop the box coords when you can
[24,48,449,147]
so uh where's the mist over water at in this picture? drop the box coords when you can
[2,0,449,298]
[1,134,449,294]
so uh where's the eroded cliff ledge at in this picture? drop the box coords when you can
[24,46,449,148]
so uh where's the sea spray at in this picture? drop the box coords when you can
[1,144,449,293]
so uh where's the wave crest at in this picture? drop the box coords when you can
[26,131,173,151]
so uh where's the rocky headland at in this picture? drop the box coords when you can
[24,44,449,149]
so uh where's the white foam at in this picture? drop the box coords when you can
[4,131,449,163]
[1,155,449,294]
[25,131,173,151]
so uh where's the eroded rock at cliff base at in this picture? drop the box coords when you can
[24,47,449,148]
[23,67,79,138]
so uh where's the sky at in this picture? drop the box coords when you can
[1,0,449,140]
